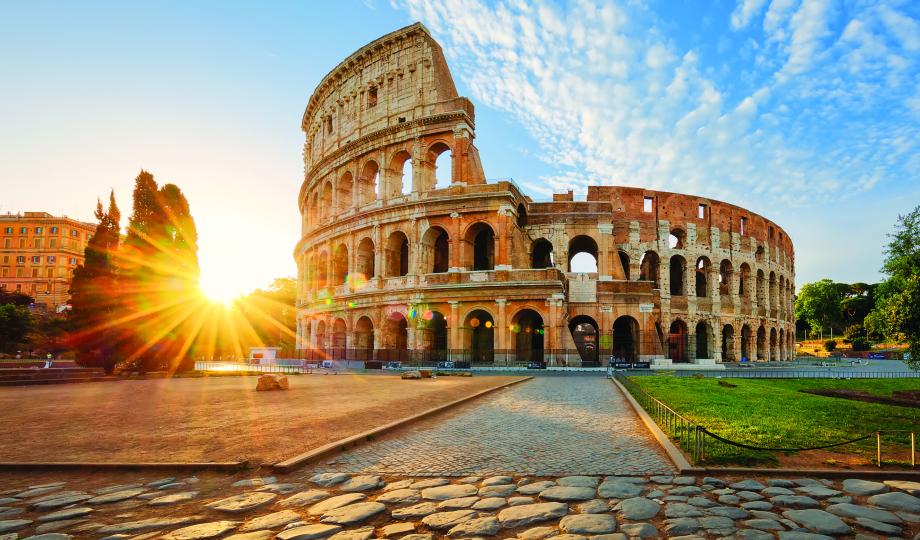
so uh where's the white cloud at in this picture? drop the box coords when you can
[731,0,769,29]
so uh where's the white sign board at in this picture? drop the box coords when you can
[639,303,654,313]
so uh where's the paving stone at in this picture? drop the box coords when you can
[899,511,920,522]
[706,506,750,519]
[698,515,735,533]
[841,479,887,496]
[741,501,773,511]
[782,509,851,536]
[339,476,383,493]
[612,497,658,520]
[825,503,902,524]
[87,489,146,505]
[146,477,176,488]
[795,486,842,499]
[379,522,415,537]
[206,492,276,514]
[701,477,725,488]
[509,497,534,506]
[160,521,239,540]
[618,522,657,538]
[777,532,834,540]
[256,483,301,495]
[665,503,705,518]
[32,495,92,510]
[768,479,797,488]
[409,479,450,489]
[34,518,87,533]
[277,524,344,540]
[772,495,821,509]
[826,496,852,504]
[239,510,302,532]
[232,477,276,488]
[375,489,420,505]
[320,502,386,525]
[459,476,482,484]
[482,476,514,486]
[744,518,786,530]
[687,496,717,508]
[576,499,609,514]
[421,510,477,530]
[517,526,557,540]
[0,509,22,518]
[763,487,796,496]
[711,488,734,495]
[853,517,902,535]
[398,535,432,540]
[498,503,569,528]
[158,482,188,490]
[391,502,438,519]
[736,529,774,540]
[663,518,700,535]
[447,516,501,537]
[473,497,506,510]
[421,485,477,501]
[310,474,350,487]
[0,520,31,534]
[437,496,479,509]
[148,491,199,506]
[883,480,920,495]
[518,482,557,495]
[672,476,696,486]
[736,491,764,501]
[15,486,63,499]
[308,494,367,516]
[867,491,920,512]
[0,499,18,505]
[21,534,73,540]
[792,479,826,488]
[559,514,617,535]
[539,486,596,502]
[36,507,93,523]
[718,494,741,505]
[731,480,766,491]
[224,532,275,540]
[644,489,664,498]
[95,515,205,535]
[597,481,641,499]
[557,477,599,488]
[670,486,703,497]
[661,495,687,502]
[545,535,586,540]
[649,476,673,484]
[384,480,414,491]
[328,526,374,540]
[749,509,783,521]
[281,490,330,507]
[479,485,516,498]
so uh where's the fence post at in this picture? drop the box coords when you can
[912,432,916,468]
[876,432,882,468]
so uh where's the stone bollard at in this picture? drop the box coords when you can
[256,374,290,391]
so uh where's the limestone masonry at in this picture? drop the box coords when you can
[294,23,795,367]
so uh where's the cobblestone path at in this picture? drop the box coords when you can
[317,376,675,476]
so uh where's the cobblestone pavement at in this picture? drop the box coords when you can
[316,376,674,476]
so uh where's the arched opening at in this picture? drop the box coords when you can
[332,244,348,286]
[787,330,794,360]
[315,320,327,352]
[770,327,778,360]
[618,251,630,280]
[315,251,328,289]
[512,309,544,364]
[722,324,735,361]
[463,309,494,364]
[695,321,711,359]
[382,312,408,362]
[385,231,409,277]
[668,319,689,363]
[756,245,765,263]
[421,226,450,274]
[355,237,375,280]
[568,235,599,273]
[779,328,786,361]
[741,324,752,361]
[429,142,452,190]
[719,260,733,296]
[756,325,767,361]
[389,151,413,197]
[320,181,333,220]
[769,271,777,306]
[669,255,686,296]
[354,316,374,362]
[358,160,379,206]
[569,315,599,366]
[612,316,640,362]
[696,257,710,297]
[669,228,686,249]
[418,310,448,362]
[516,204,528,228]
[531,239,554,269]
[332,318,347,360]
[640,251,661,288]
[464,222,495,271]
[756,269,766,305]
[739,263,751,298]
[337,172,353,213]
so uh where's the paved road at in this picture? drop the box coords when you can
[315,376,675,476]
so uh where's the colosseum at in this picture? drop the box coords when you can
[294,23,796,368]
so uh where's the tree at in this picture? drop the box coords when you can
[69,192,123,372]
[234,277,297,351]
[795,279,842,339]
[0,304,34,353]
[0,290,34,307]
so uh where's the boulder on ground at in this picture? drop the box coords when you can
[401,371,422,380]
[256,374,290,391]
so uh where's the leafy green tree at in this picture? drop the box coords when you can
[795,279,842,339]
[0,290,34,306]
[0,304,34,353]
[823,340,837,352]
[234,277,297,351]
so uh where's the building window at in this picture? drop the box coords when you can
[3,239,8,248]
[46,268,53,278]
[16,256,25,264]
[69,257,77,265]
[31,268,38,278]
[368,86,378,108]
[34,238,42,249]
[20,227,27,234]
[35,227,43,234]
[18,239,24,248]
[3,227,11,234]
[31,256,40,264]
[50,226,58,234]
[15,284,21,292]
[740,217,747,236]
[16,268,23,277]
[643,197,653,213]
[1,268,7,277]
[698,204,706,219]
[47,256,55,263]
[71,229,78,237]
[49,238,56,248]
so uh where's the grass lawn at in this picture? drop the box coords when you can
[629,376,920,466]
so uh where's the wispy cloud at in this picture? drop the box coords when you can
[399,0,920,213]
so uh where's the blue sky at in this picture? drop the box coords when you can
[1,1,918,299]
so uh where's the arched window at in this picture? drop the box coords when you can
[382,312,408,362]
[531,239,554,269]
[516,204,528,228]
[355,237,375,280]
[695,257,710,297]
[618,251,630,280]
[337,172,353,213]
[739,263,751,298]
[422,226,450,273]
[722,324,735,361]
[695,321,711,359]
[389,151,412,197]
[668,320,689,362]
[418,310,448,362]
[464,223,495,271]
[568,235,598,273]
[669,255,686,296]
[612,316,640,362]
[756,245,765,262]
[569,315,599,366]
[332,244,348,285]
[463,309,494,363]
[332,318,347,359]
[429,142,452,190]
[320,181,333,220]
[757,325,767,361]
[358,160,379,206]
[669,228,686,249]
[741,324,752,361]
[385,231,409,277]
[639,251,660,289]
[315,251,328,289]
[512,309,544,364]
[756,269,766,304]
[719,260,732,296]
[354,316,374,361]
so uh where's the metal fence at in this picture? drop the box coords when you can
[623,368,920,379]
[193,361,311,374]
[615,373,918,466]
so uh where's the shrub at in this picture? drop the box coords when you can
[823,340,837,352]
[850,337,870,351]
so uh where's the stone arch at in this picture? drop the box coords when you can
[421,226,450,274]
[332,318,348,358]
[722,324,735,361]
[568,235,599,273]
[668,319,689,363]
[695,320,712,359]
[355,237,375,280]
[358,159,379,205]
[719,259,733,296]
[741,324,752,361]
[569,314,599,366]
[612,315,640,362]
[463,221,495,271]
[696,256,711,297]
[462,308,495,363]
[428,141,452,190]
[669,228,686,249]
[769,271,777,307]
[640,251,661,289]
[757,325,767,361]
[756,245,765,263]
[511,308,544,364]
[389,150,413,197]
[669,255,686,296]
[320,181,333,220]
[332,243,349,285]
[337,171,353,213]
[354,315,374,361]
[315,250,329,289]
[779,328,786,361]
[418,310,448,362]
[315,319,327,350]
[756,269,766,305]
[385,230,410,277]
[739,263,752,298]
[531,238,554,269]
[516,203,528,228]
[770,327,778,360]
[381,311,409,362]
[618,250,631,280]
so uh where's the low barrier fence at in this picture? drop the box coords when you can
[615,373,918,467]
[623,368,920,379]
[193,361,310,374]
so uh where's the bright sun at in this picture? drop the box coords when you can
[200,279,244,307]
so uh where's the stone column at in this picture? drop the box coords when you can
[712,321,722,362]
[496,299,508,365]
[495,208,510,269]
[450,212,463,270]
[373,225,383,282]
[448,301,461,351]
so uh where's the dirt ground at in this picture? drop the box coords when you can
[0,374,523,464]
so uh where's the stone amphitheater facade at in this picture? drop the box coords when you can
[294,23,795,367]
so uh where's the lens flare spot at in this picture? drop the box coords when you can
[346,272,368,291]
